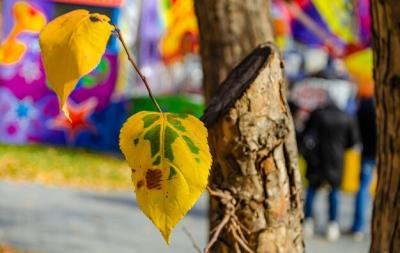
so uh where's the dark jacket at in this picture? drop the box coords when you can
[301,104,360,187]
[357,98,376,159]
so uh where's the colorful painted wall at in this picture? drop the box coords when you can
[0,1,122,150]
[0,0,203,151]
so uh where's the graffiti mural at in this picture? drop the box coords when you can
[0,0,204,151]
[0,0,123,150]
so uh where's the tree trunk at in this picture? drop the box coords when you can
[370,1,400,252]
[195,0,274,103]
[195,1,304,252]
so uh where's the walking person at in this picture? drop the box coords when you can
[301,98,360,241]
[350,97,376,240]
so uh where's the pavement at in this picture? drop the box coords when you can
[0,181,371,253]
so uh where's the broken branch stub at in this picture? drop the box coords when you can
[202,43,304,253]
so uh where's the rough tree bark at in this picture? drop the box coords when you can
[370,1,400,252]
[195,0,274,103]
[195,1,304,252]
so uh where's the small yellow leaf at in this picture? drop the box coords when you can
[39,10,113,119]
[119,112,212,243]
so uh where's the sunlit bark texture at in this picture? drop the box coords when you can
[195,0,274,103]
[370,1,400,252]
[196,1,304,252]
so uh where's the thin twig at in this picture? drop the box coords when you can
[205,186,254,253]
[182,226,202,253]
[204,214,230,253]
[232,229,255,253]
[232,215,251,235]
[234,241,241,253]
[113,25,163,114]
[207,186,229,199]
[232,221,248,244]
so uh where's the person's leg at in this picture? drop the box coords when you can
[304,186,317,219]
[327,186,341,241]
[352,158,375,233]
[304,185,318,237]
[329,186,340,222]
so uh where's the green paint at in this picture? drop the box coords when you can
[81,76,95,87]
[182,135,200,154]
[98,59,108,71]
[142,114,160,128]
[153,156,161,165]
[130,96,204,117]
[164,126,179,161]
[168,166,177,180]
[167,115,186,132]
[144,124,161,157]
[133,138,139,145]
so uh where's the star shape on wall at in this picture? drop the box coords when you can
[48,98,98,141]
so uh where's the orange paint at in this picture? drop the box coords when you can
[160,0,199,65]
[0,2,47,65]
[49,99,97,140]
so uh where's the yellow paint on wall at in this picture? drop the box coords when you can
[300,149,377,194]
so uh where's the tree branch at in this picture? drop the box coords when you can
[113,25,163,114]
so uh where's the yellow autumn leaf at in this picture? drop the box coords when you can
[119,111,212,243]
[39,9,113,119]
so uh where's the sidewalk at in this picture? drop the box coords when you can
[0,181,371,253]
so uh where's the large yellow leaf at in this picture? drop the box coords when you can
[119,112,211,243]
[39,10,113,119]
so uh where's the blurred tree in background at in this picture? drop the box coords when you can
[370,0,400,252]
[195,1,304,252]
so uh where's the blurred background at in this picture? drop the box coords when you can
[0,0,374,252]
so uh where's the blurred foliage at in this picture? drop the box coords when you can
[0,144,130,191]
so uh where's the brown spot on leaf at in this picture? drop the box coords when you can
[137,180,144,189]
[146,169,162,190]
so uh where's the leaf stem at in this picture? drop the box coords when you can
[113,25,163,114]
